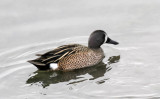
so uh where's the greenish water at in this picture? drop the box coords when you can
[0,0,160,99]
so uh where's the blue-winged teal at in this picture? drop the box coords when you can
[28,30,119,71]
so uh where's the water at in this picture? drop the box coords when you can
[0,0,160,99]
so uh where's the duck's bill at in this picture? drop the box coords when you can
[106,37,119,45]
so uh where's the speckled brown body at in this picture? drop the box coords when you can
[58,46,105,70]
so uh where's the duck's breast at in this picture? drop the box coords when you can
[58,48,104,70]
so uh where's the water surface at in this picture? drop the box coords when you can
[0,0,160,99]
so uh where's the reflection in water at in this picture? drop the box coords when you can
[108,55,120,65]
[26,55,120,88]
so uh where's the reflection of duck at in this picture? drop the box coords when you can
[26,55,120,88]
[28,30,119,71]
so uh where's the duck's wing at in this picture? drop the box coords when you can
[28,44,82,70]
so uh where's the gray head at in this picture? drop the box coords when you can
[88,30,119,48]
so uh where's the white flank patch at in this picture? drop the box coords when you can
[50,63,58,70]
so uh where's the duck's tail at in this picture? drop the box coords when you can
[28,60,50,70]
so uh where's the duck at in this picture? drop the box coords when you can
[28,30,119,71]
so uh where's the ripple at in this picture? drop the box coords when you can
[0,60,27,68]
[0,36,87,58]
[111,93,158,98]
[0,65,32,79]
[114,47,140,51]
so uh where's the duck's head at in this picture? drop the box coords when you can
[88,30,119,48]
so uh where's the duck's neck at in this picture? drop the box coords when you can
[88,37,103,49]
[88,42,101,49]
[88,44,101,49]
